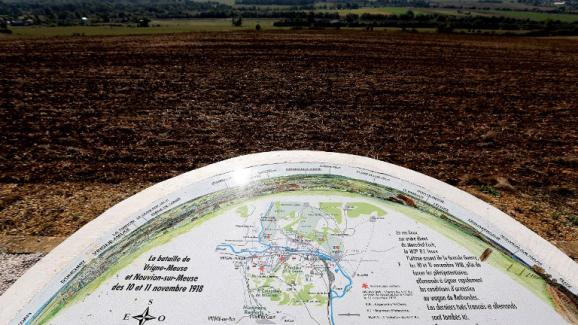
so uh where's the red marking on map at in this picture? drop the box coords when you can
[362,283,369,289]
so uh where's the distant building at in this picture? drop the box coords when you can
[8,18,34,26]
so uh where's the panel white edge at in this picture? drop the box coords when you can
[0,150,576,323]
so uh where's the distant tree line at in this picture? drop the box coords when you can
[0,0,231,24]
[236,4,316,11]
[273,11,578,35]
[236,0,314,5]
[232,10,340,18]
[372,0,430,7]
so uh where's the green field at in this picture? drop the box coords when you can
[313,6,578,22]
[346,202,386,218]
[1,19,281,39]
[0,17,440,40]
[481,10,578,22]
[415,8,578,22]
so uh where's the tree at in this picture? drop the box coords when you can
[307,12,314,26]
[400,10,415,20]
[437,23,454,33]
[232,16,242,26]
[345,13,359,25]
[137,17,150,27]
[0,18,11,33]
[255,23,261,31]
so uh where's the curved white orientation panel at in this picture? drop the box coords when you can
[1,151,577,325]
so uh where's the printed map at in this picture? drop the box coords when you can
[5,162,577,325]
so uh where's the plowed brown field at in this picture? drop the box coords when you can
[0,31,576,255]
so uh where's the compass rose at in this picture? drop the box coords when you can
[132,307,156,325]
